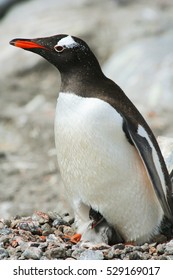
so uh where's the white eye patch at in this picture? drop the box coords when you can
[57,36,78,49]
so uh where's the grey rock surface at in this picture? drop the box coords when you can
[157,136,173,174]
[103,31,173,117]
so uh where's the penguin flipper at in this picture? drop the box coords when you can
[123,119,172,221]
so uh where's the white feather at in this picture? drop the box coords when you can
[57,36,78,48]
[54,92,164,243]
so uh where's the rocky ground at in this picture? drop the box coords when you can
[0,210,173,260]
[0,0,173,259]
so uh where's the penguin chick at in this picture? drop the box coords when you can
[89,208,124,245]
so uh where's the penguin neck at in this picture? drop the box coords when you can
[60,65,106,96]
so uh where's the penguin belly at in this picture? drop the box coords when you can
[55,92,164,244]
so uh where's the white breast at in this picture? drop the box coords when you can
[54,92,163,243]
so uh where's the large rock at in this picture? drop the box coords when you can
[158,136,173,174]
[103,30,173,116]
[1,0,173,79]
[0,0,116,78]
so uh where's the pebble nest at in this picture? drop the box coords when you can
[0,211,173,260]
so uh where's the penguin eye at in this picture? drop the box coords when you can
[54,45,65,53]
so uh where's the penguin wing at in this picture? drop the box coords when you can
[123,118,172,221]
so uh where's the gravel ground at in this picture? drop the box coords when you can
[0,211,173,260]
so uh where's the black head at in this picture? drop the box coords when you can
[9,34,103,78]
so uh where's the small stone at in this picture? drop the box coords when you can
[0,248,9,259]
[45,246,66,259]
[17,241,30,252]
[71,248,85,259]
[38,235,46,242]
[18,222,31,231]
[156,243,165,254]
[113,249,122,258]
[39,242,48,250]
[32,211,49,224]
[41,223,53,236]
[113,243,125,250]
[124,245,134,253]
[54,229,63,237]
[22,247,43,260]
[165,240,173,254]
[63,225,75,237]
[66,249,73,257]
[159,255,169,260]
[18,222,42,236]
[140,243,149,252]
[30,226,42,236]
[7,245,20,257]
[11,240,19,248]
[91,243,110,250]
[149,246,157,254]
[165,255,173,260]
[52,218,70,227]
[106,249,114,259]
[46,234,58,243]
[129,251,144,260]
[30,242,40,247]
[11,219,20,229]
[79,249,104,260]
[0,219,11,229]
[0,228,12,235]
[120,253,126,259]
[3,220,11,227]
[0,235,10,245]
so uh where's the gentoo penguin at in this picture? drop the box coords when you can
[10,34,173,244]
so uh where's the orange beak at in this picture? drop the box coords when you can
[9,39,48,50]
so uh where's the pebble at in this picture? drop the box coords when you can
[0,219,11,229]
[46,233,58,243]
[128,251,144,260]
[113,243,125,250]
[165,240,173,254]
[0,248,9,259]
[0,228,12,235]
[52,218,69,227]
[45,246,66,259]
[0,235,10,245]
[22,246,43,260]
[41,223,53,236]
[79,249,104,260]
[156,243,165,254]
[71,248,85,259]
[140,243,149,252]
[62,225,76,237]
[32,211,50,224]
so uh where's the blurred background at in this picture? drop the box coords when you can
[0,0,173,219]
